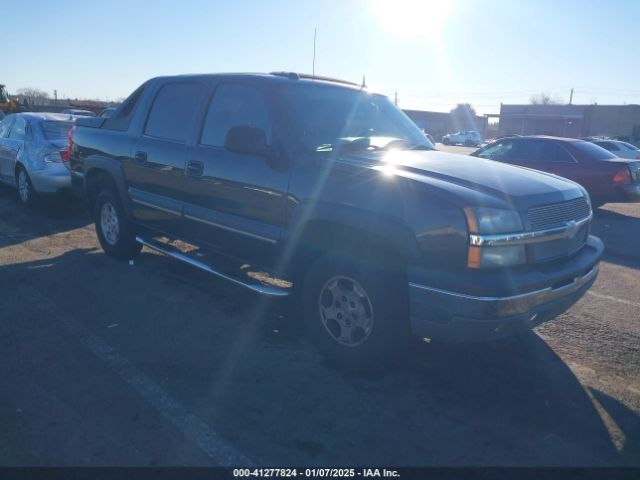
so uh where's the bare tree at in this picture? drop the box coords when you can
[450,103,477,117]
[15,87,51,106]
[449,103,478,131]
[529,92,564,105]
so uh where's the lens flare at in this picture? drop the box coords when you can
[373,0,454,43]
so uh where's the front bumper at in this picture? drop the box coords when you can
[619,184,640,202]
[29,163,71,193]
[408,235,603,342]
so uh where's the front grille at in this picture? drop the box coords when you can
[527,197,591,231]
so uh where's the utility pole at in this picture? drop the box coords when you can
[54,90,58,102]
[569,87,574,105]
[312,28,317,78]
[394,91,398,106]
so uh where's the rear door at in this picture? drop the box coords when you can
[182,81,289,268]
[1,116,27,182]
[0,115,14,183]
[126,80,208,235]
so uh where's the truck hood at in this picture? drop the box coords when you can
[343,149,585,210]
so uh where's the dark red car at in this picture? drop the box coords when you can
[472,136,640,207]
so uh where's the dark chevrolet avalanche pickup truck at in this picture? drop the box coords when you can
[68,72,603,366]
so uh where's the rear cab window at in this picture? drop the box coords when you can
[103,85,146,132]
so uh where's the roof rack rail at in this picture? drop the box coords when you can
[270,71,300,80]
[269,71,360,87]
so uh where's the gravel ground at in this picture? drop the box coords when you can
[0,183,639,467]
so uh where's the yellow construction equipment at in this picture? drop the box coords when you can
[0,84,23,114]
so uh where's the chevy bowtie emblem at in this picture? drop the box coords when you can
[564,220,579,239]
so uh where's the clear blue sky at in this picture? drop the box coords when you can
[4,0,640,114]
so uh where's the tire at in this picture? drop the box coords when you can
[443,138,450,145]
[16,166,36,206]
[301,253,410,369]
[94,189,142,260]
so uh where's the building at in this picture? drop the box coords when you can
[499,104,640,140]
[403,109,488,141]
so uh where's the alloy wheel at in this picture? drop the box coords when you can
[100,202,120,246]
[318,275,374,347]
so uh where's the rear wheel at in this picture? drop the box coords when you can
[443,138,450,145]
[16,167,36,206]
[94,189,141,259]
[302,253,410,369]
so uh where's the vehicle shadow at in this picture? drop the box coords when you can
[2,248,638,467]
[592,206,640,269]
[589,388,640,465]
[0,187,90,249]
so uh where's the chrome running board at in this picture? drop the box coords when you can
[135,236,290,297]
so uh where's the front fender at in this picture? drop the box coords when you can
[287,200,422,260]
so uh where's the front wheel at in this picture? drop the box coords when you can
[94,189,142,260]
[302,253,409,369]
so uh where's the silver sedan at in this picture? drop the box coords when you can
[0,112,75,205]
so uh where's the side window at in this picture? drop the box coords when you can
[200,84,272,148]
[9,117,26,140]
[144,82,205,142]
[103,86,145,132]
[538,142,575,162]
[507,139,540,162]
[477,140,513,160]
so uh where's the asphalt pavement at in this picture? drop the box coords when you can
[0,182,639,467]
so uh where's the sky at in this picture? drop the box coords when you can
[4,0,640,115]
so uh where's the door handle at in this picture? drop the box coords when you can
[134,151,147,165]
[186,160,204,177]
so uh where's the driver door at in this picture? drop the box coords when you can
[181,82,290,268]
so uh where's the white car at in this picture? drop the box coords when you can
[0,112,74,205]
[442,130,483,146]
[592,140,640,160]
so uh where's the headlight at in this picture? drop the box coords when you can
[464,207,523,233]
[464,207,525,268]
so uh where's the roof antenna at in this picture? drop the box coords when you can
[312,28,317,79]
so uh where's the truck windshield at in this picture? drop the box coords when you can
[40,120,74,140]
[278,83,433,153]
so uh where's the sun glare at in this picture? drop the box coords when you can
[373,0,453,43]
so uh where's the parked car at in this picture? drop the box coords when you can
[472,136,640,207]
[0,112,74,205]
[62,108,96,117]
[69,73,602,366]
[99,107,117,118]
[590,139,640,160]
[442,130,482,146]
[0,110,5,121]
